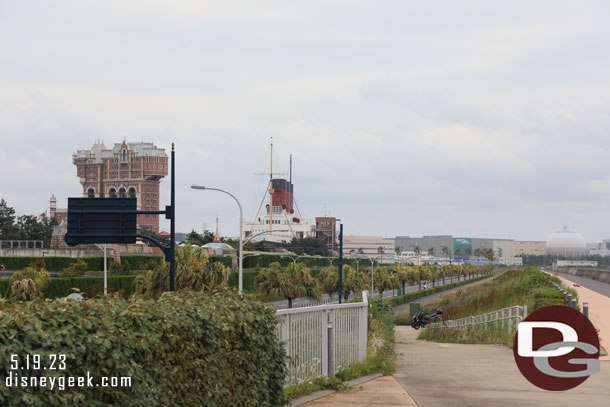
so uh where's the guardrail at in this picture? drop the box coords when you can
[276,291,369,386]
[427,304,527,332]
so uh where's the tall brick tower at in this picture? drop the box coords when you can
[72,139,168,233]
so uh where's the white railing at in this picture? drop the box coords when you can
[427,305,527,332]
[275,291,369,386]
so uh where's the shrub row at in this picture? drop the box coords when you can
[386,274,493,308]
[0,256,110,272]
[0,255,233,272]
[0,275,136,299]
[0,291,287,406]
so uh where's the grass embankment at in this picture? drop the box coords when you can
[284,298,395,401]
[418,267,577,346]
[392,272,496,326]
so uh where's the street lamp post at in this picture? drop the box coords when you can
[191,185,244,296]
[94,243,108,295]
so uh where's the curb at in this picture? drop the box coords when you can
[290,373,384,407]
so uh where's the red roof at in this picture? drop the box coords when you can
[159,231,170,236]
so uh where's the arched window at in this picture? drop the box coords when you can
[128,187,136,198]
[87,188,95,198]
[119,187,126,198]
[122,149,127,162]
[109,188,117,198]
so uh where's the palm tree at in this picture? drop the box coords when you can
[373,267,398,297]
[256,262,321,308]
[134,244,230,298]
[357,248,365,255]
[428,266,439,288]
[342,265,365,301]
[427,247,436,257]
[319,266,338,297]
[395,246,401,255]
[8,266,50,301]
[413,246,421,255]
[396,264,415,294]
[377,246,385,254]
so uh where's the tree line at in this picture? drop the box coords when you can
[0,199,58,247]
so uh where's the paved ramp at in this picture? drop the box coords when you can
[394,326,610,407]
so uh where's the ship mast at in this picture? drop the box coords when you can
[269,138,274,233]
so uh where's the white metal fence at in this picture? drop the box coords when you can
[275,291,369,386]
[427,305,527,333]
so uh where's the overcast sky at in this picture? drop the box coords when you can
[2,1,610,242]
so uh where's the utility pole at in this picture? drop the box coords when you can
[338,223,344,303]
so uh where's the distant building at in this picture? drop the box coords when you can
[586,239,610,257]
[395,235,505,258]
[493,240,546,259]
[554,260,597,268]
[72,139,168,233]
[315,217,337,249]
[343,235,395,258]
[545,227,587,258]
[49,194,67,225]
[495,257,523,266]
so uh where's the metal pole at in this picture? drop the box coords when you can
[169,144,176,291]
[338,223,343,304]
[370,258,375,294]
[190,185,243,296]
[583,302,589,318]
[103,243,107,296]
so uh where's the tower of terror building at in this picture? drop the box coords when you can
[72,139,168,233]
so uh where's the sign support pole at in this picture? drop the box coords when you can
[338,223,343,304]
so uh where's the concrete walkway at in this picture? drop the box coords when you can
[546,270,610,360]
[301,375,417,407]
[394,326,610,407]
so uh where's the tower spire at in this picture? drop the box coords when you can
[214,214,220,242]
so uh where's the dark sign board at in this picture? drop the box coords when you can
[65,198,138,246]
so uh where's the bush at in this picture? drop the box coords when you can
[386,274,491,308]
[62,260,88,276]
[0,276,136,299]
[533,287,564,311]
[0,290,287,406]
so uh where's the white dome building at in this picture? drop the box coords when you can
[546,227,587,257]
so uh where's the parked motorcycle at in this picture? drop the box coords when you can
[411,309,443,329]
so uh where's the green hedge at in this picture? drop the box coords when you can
[0,256,112,272]
[228,270,258,292]
[0,291,287,406]
[0,255,233,273]
[387,274,493,308]
[0,276,136,299]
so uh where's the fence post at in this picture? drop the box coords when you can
[563,291,567,304]
[583,302,589,319]
[567,294,573,309]
[358,291,368,361]
[501,309,505,331]
[322,311,329,377]
[327,321,335,377]
[508,307,512,332]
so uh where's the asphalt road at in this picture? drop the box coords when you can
[551,271,610,299]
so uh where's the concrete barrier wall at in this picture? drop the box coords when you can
[561,267,610,284]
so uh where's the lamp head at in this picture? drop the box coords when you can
[190,185,206,190]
